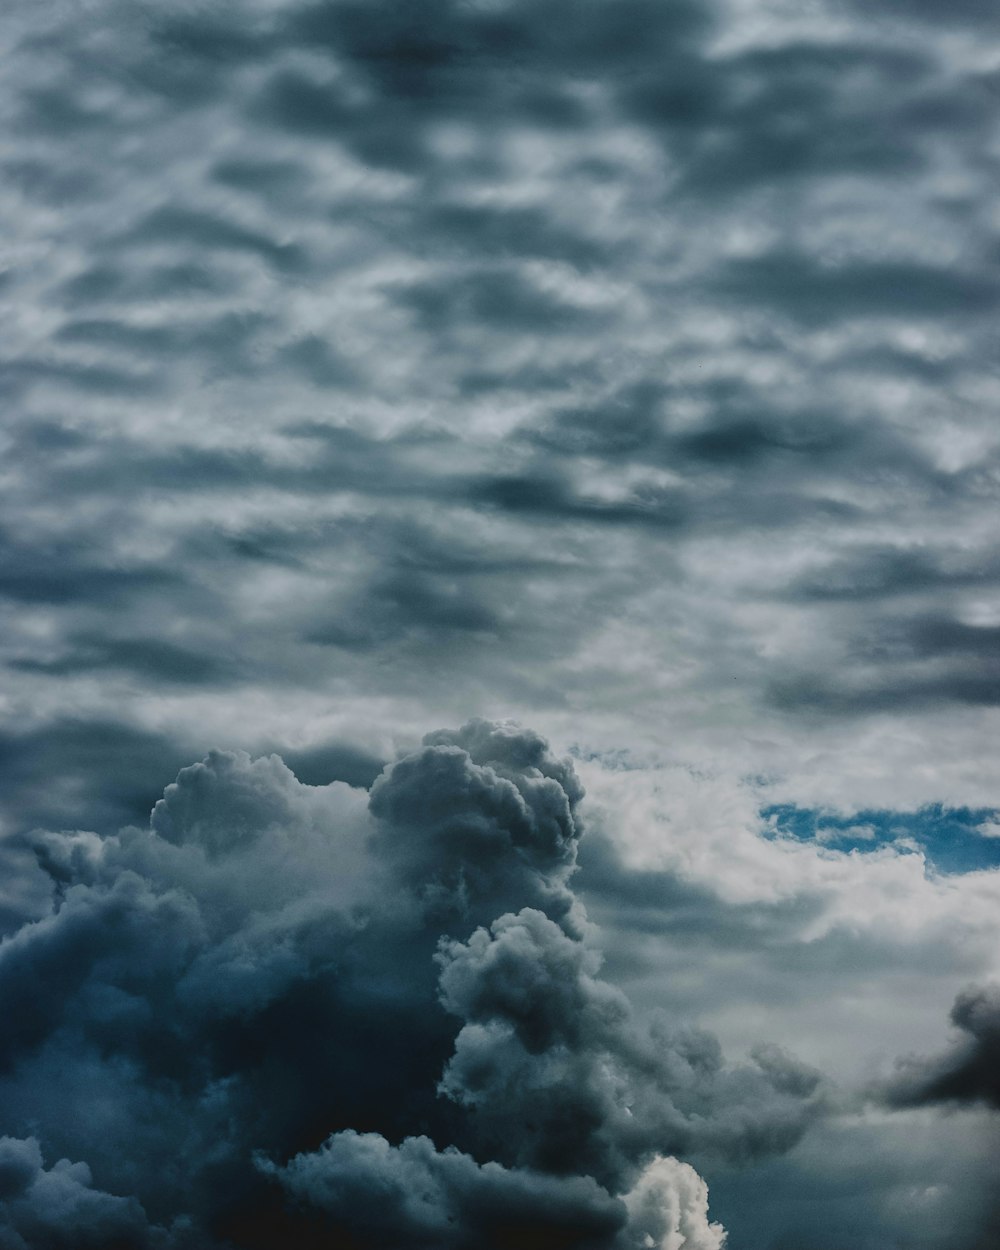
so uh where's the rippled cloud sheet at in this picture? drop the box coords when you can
[2,0,1000,1246]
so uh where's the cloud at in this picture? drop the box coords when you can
[436,907,824,1186]
[0,1135,171,1250]
[266,1131,725,1250]
[886,984,1000,1110]
[0,718,195,834]
[707,1107,1000,1250]
[368,718,586,928]
[3,0,1000,1243]
[6,0,1000,797]
[0,720,823,1245]
[263,1130,625,1250]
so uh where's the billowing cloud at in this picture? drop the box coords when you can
[266,1131,725,1250]
[369,718,586,928]
[437,907,824,1184]
[0,721,760,1246]
[0,1136,170,1250]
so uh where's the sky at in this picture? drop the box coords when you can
[1,0,999,1246]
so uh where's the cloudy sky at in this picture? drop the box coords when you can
[2,0,999,1246]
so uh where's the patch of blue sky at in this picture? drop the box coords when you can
[761,804,1000,875]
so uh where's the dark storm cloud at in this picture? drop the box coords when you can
[299,516,590,664]
[266,1130,726,1250]
[57,261,240,307]
[286,0,709,77]
[40,426,400,498]
[470,471,688,530]
[258,0,711,161]
[887,984,1000,1110]
[0,529,179,607]
[707,1110,1000,1250]
[395,268,613,335]
[2,0,994,779]
[279,739,386,789]
[54,311,273,377]
[525,378,946,496]
[2,356,165,400]
[893,616,1000,664]
[414,201,612,270]
[0,721,818,1246]
[632,40,933,191]
[369,719,586,929]
[769,670,1000,716]
[118,206,310,276]
[306,568,504,649]
[2,158,98,208]
[262,1131,626,1250]
[436,906,824,1187]
[847,0,998,25]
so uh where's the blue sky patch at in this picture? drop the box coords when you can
[761,804,1000,875]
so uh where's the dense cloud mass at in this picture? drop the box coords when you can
[268,1132,726,1250]
[3,0,1000,1244]
[436,907,823,1183]
[368,720,586,928]
[0,721,763,1246]
[887,984,1000,1110]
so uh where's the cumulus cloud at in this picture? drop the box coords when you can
[0,1136,171,1250]
[266,1131,725,1250]
[369,718,586,929]
[0,721,764,1245]
[436,907,824,1184]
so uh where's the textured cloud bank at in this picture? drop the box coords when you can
[3,0,1000,831]
[0,721,789,1246]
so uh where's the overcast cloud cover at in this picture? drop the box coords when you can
[2,0,1000,1245]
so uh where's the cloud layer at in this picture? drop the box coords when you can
[2,0,999,830]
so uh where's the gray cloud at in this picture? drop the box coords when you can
[712,252,1000,324]
[266,1130,725,1250]
[6,0,999,754]
[886,984,1000,1110]
[0,1135,173,1250]
[368,718,586,929]
[0,718,195,834]
[437,906,824,1186]
[0,720,825,1246]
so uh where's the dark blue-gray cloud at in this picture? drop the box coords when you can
[0,721,823,1247]
[0,1135,175,1250]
